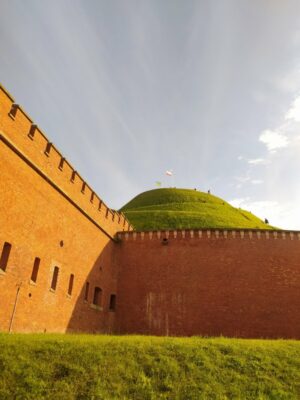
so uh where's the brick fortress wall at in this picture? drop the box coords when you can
[115,229,300,338]
[1,84,299,338]
[0,85,132,333]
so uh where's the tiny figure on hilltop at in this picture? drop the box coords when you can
[208,189,211,194]
[264,218,269,224]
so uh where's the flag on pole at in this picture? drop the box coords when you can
[165,170,173,176]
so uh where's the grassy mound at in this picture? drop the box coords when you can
[120,188,275,231]
[0,334,299,399]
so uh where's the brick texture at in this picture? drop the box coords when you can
[0,85,131,333]
[1,85,299,338]
[115,231,300,338]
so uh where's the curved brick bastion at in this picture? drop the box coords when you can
[0,84,299,338]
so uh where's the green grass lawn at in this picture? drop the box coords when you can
[0,334,299,399]
[120,188,276,231]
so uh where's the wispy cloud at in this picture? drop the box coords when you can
[229,197,250,208]
[234,175,251,189]
[234,175,263,188]
[229,195,300,230]
[235,176,250,183]
[229,198,284,227]
[285,95,300,122]
[248,158,269,165]
[257,94,300,155]
[259,129,289,152]
[1,1,300,227]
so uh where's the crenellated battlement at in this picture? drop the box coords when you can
[0,84,133,239]
[1,84,300,339]
[117,228,300,241]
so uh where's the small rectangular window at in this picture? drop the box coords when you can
[31,257,40,283]
[68,274,74,296]
[84,282,89,301]
[109,294,116,311]
[93,287,102,306]
[51,266,59,291]
[0,242,12,272]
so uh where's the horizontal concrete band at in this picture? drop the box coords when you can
[117,229,300,241]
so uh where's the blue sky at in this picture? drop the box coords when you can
[1,0,300,229]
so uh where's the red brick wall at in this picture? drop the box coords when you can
[115,230,300,338]
[0,85,131,333]
[1,84,300,339]
[0,85,131,237]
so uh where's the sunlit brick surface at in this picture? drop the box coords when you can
[1,84,299,338]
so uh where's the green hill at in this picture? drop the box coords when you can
[0,334,299,399]
[120,188,275,231]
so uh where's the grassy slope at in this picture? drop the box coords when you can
[120,188,275,231]
[0,334,299,400]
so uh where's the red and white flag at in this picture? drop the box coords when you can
[165,170,173,176]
